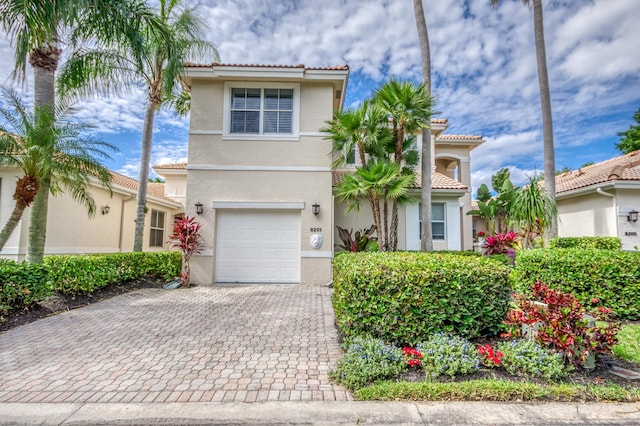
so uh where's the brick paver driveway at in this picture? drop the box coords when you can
[0,285,350,403]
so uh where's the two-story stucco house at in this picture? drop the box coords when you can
[171,63,484,286]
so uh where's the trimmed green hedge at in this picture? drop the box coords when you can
[512,249,640,320]
[1,251,180,313]
[332,252,512,345]
[548,237,621,250]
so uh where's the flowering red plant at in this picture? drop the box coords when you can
[481,231,518,264]
[167,215,205,287]
[477,344,503,367]
[403,346,422,368]
[477,231,486,238]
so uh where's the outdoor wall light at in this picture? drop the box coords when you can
[101,205,110,215]
[312,203,320,216]
[628,209,638,223]
[195,202,204,215]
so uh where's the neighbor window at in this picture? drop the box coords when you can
[149,209,165,247]
[345,145,356,165]
[230,87,293,134]
[419,203,446,241]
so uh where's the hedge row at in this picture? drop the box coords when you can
[1,251,181,313]
[512,249,640,320]
[332,252,512,346]
[548,237,621,250]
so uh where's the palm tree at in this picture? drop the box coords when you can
[0,0,167,262]
[491,0,557,238]
[509,175,557,248]
[335,161,415,251]
[374,79,434,250]
[0,87,117,253]
[413,0,435,252]
[58,0,218,252]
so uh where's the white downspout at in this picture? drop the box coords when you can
[596,188,618,238]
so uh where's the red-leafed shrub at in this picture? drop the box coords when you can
[167,215,205,287]
[503,281,620,368]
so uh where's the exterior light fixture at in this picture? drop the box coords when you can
[628,209,638,223]
[312,203,320,216]
[195,202,204,215]
[101,205,110,215]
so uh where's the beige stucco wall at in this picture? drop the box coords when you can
[0,169,181,259]
[557,191,617,238]
[612,188,640,250]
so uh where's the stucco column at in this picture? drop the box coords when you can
[460,159,474,250]
[446,200,462,251]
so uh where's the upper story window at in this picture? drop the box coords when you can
[224,83,300,140]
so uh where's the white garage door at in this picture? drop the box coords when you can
[215,210,300,283]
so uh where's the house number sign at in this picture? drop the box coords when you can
[310,227,322,232]
[625,231,637,236]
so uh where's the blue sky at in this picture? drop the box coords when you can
[1,0,639,195]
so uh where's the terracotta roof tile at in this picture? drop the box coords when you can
[431,118,448,124]
[148,182,166,198]
[332,170,467,190]
[436,134,483,141]
[108,170,175,204]
[555,150,640,194]
[153,162,187,170]
[185,62,349,71]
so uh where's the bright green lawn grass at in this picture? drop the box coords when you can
[354,379,640,402]
[613,323,640,364]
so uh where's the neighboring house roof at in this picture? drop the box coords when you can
[153,163,187,170]
[436,134,483,141]
[108,170,180,208]
[555,150,640,194]
[470,200,479,211]
[332,171,467,191]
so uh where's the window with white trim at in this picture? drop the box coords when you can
[230,87,294,135]
[149,209,165,247]
[419,203,446,241]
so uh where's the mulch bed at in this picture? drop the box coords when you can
[0,276,168,332]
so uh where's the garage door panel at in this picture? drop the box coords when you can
[215,210,300,283]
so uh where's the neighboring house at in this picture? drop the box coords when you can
[333,120,482,252]
[555,150,640,250]
[0,168,183,260]
[176,62,484,286]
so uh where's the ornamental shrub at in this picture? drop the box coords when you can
[498,339,567,381]
[503,281,620,369]
[46,252,181,295]
[512,249,640,319]
[332,252,511,345]
[330,336,405,390]
[548,237,621,250]
[417,333,480,380]
[0,260,49,313]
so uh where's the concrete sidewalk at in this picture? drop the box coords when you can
[1,401,639,425]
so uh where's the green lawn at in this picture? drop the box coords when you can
[613,323,640,363]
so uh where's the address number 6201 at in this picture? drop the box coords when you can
[310,227,322,232]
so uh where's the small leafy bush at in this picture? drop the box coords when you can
[0,260,49,313]
[477,344,503,367]
[498,339,567,381]
[503,281,620,368]
[548,237,621,250]
[417,333,480,380]
[512,249,640,320]
[481,232,518,264]
[333,252,512,344]
[330,336,405,390]
[335,225,377,252]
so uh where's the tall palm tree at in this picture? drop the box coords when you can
[58,0,218,251]
[0,0,167,262]
[374,79,434,250]
[491,0,557,238]
[413,0,434,252]
[0,87,117,253]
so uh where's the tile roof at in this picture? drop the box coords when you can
[436,134,482,141]
[431,118,448,124]
[332,170,467,190]
[108,171,175,204]
[153,162,187,170]
[185,62,349,71]
[555,150,640,194]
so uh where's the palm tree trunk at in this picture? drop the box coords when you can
[414,0,434,252]
[371,194,383,252]
[133,100,158,252]
[383,198,389,251]
[391,201,399,251]
[532,0,557,239]
[0,201,28,251]
[27,175,51,263]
